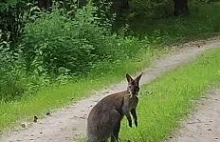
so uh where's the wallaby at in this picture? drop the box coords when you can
[87,73,143,142]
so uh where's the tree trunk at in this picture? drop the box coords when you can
[37,0,52,10]
[173,0,189,16]
[121,0,129,9]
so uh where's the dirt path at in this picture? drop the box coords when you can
[0,38,219,142]
[165,89,220,142]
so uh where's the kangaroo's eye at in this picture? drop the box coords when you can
[134,86,139,92]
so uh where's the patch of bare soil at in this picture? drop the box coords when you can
[165,89,220,142]
[0,38,219,142]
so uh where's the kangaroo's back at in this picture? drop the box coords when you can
[87,91,127,142]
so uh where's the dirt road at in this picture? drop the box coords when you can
[0,38,219,142]
[165,89,220,142]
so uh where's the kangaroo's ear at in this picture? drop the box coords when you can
[135,72,143,84]
[126,73,133,83]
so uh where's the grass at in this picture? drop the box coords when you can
[117,2,220,44]
[0,46,165,130]
[120,47,220,142]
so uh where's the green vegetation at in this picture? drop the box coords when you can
[0,46,165,129]
[120,48,220,142]
[0,0,220,133]
[0,3,152,101]
[117,2,220,43]
[1,0,165,129]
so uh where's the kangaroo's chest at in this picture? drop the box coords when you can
[128,96,138,110]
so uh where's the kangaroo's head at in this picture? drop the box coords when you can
[126,73,143,96]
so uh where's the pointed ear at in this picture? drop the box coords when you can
[126,73,133,83]
[135,72,143,84]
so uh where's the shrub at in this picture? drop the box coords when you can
[0,3,149,102]
[0,38,26,101]
[21,4,113,76]
[0,33,49,101]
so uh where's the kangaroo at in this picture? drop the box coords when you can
[87,73,143,142]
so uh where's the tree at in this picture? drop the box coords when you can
[121,0,129,9]
[173,0,189,16]
[37,0,52,10]
[0,0,25,42]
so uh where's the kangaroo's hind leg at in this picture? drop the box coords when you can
[111,120,120,142]
[110,110,122,142]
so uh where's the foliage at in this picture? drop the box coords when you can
[21,4,109,75]
[0,1,149,102]
[92,0,115,28]
[21,3,146,76]
[119,1,220,42]
[0,38,158,129]
[0,0,77,43]
[129,0,173,17]
[0,33,50,101]
[0,0,220,132]
[0,36,25,101]
[0,0,35,42]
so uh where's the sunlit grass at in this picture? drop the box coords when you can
[120,48,220,142]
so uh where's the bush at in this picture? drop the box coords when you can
[21,4,113,76]
[0,34,49,101]
[0,3,149,102]
[0,38,26,101]
[21,3,146,76]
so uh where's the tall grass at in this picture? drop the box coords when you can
[120,48,220,142]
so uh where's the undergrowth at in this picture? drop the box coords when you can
[116,1,220,43]
[0,42,165,129]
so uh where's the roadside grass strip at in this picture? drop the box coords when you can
[120,47,220,142]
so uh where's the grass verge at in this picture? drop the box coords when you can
[120,47,220,142]
[0,46,166,130]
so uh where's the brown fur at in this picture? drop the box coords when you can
[87,73,143,142]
